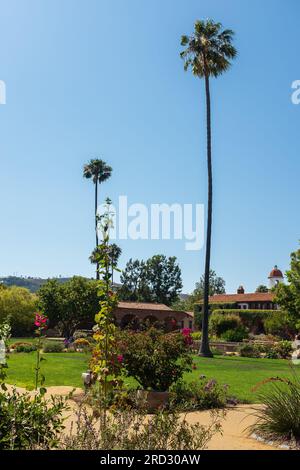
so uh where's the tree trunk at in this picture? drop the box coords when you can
[95,180,99,280]
[199,73,213,358]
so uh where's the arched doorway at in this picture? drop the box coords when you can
[120,314,139,330]
[142,315,159,329]
[164,316,178,332]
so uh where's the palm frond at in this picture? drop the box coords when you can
[83,159,112,183]
[180,19,237,78]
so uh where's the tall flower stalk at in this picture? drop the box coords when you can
[34,313,48,392]
[90,199,123,417]
[0,320,11,389]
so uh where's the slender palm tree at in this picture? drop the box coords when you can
[89,242,122,284]
[181,20,236,357]
[83,159,112,280]
[109,243,122,285]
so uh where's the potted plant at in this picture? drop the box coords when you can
[118,327,192,410]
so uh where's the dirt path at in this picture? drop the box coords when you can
[187,405,275,450]
[5,385,275,450]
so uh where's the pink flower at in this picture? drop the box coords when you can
[117,354,124,363]
[35,313,48,329]
[182,328,193,345]
[182,328,192,336]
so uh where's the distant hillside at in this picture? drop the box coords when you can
[0,276,72,293]
[0,276,123,293]
[0,275,188,298]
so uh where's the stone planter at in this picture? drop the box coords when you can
[136,390,169,412]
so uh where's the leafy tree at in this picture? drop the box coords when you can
[38,276,99,337]
[119,259,151,302]
[275,246,300,330]
[83,159,112,280]
[256,285,269,293]
[172,271,225,322]
[194,270,225,298]
[0,286,38,336]
[119,255,182,306]
[145,255,183,306]
[171,296,196,313]
[181,20,237,357]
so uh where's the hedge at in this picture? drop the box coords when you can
[196,308,279,333]
[212,309,276,332]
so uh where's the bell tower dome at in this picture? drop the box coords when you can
[268,265,284,288]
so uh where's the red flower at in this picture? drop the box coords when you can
[117,354,124,363]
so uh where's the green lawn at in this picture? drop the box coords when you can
[6,352,89,389]
[4,351,299,402]
[187,355,298,403]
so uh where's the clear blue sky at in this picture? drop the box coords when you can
[0,0,299,294]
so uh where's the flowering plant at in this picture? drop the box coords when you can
[34,312,48,392]
[182,328,193,346]
[118,328,192,392]
[34,313,48,328]
[90,199,123,407]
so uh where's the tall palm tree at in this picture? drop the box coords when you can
[83,159,112,280]
[180,20,236,357]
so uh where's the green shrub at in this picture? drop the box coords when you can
[254,342,277,358]
[15,344,37,353]
[0,286,37,336]
[263,312,295,339]
[43,341,64,353]
[221,327,248,342]
[191,332,201,340]
[250,373,300,440]
[274,340,293,359]
[209,313,241,337]
[118,328,192,392]
[0,388,66,449]
[73,330,91,340]
[239,344,260,358]
[169,378,233,411]
[264,350,278,359]
[213,309,274,334]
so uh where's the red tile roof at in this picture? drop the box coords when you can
[117,301,172,311]
[208,292,274,304]
[116,302,192,317]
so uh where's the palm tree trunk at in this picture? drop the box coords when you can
[199,73,213,357]
[95,180,99,280]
